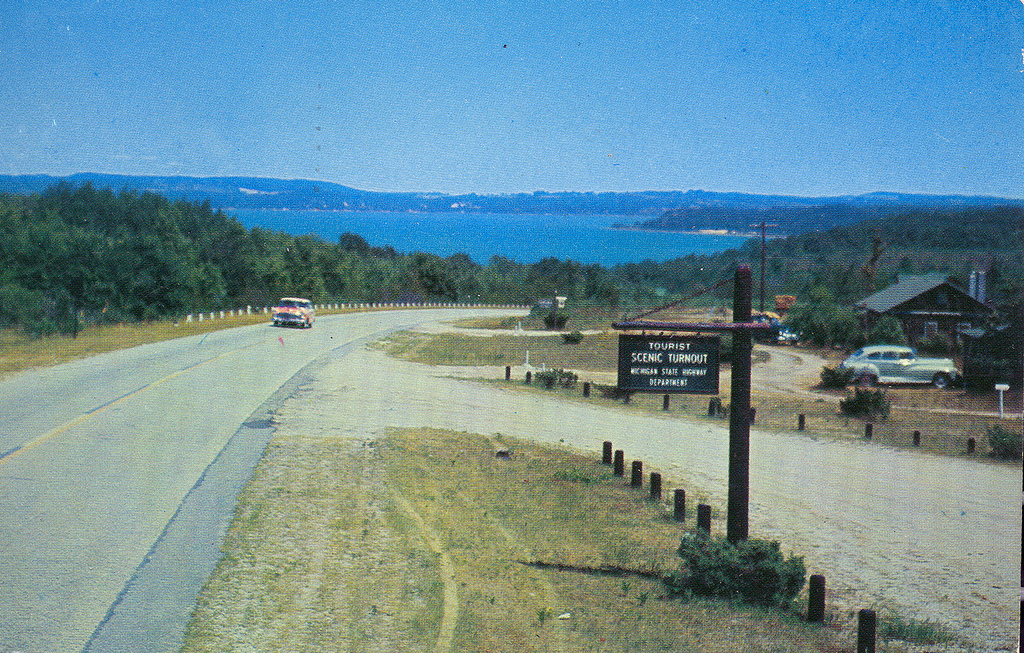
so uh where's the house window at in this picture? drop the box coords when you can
[924,322,938,339]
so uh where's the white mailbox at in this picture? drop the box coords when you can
[995,383,1010,418]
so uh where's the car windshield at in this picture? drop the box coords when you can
[278,299,302,307]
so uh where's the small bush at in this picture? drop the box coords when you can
[986,424,1022,460]
[866,316,907,346]
[820,365,855,388]
[916,333,957,356]
[840,388,890,418]
[543,311,569,330]
[879,613,956,644]
[597,384,632,400]
[534,368,578,389]
[707,396,728,418]
[561,331,584,344]
[665,532,806,606]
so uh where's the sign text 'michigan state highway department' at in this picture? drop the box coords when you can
[616,334,720,394]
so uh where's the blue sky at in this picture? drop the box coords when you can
[2,0,1022,197]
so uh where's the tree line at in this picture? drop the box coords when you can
[0,182,625,335]
[1,182,1020,341]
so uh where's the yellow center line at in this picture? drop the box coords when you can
[0,340,263,467]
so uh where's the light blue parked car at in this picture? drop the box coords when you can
[839,345,960,388]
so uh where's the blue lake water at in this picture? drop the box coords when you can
[230,210,752,267]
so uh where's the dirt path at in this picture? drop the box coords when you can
[282,329,1020,651]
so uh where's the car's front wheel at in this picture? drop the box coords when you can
[932,373,952,389]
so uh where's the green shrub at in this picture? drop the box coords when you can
[916,333,957,356]
[866,315,907,346]
[879,613,956,644]
[820,365,855,388]
[561,331,584,344]
[534,368,578,389]
[986,424,1022,460]
[665,532,805,606]
[594,383,630,400]
[788,298,861,348]
[707,396,728,417]
[840,388,890,418]
[543,311,570,330]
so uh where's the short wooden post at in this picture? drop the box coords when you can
[674,489,686,522]
[749,407,756,423]
[913,430,921,446]
[663,394,670,411]
[505,365,511,380]
[697,504,711,534]
[525,371,532,385]
[613,450,624,477]
[623,392,631,404]
[807,574,825,623]
[967,437,976,454]
[708,399,716,417]
[583,382,591,398]
[649,473,662,500]
[798,414,806,431]
[602,441,613,465]
[857,609,876,653]
[630,460,643,487]
[864,423,873,439]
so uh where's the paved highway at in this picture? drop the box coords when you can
[0,308,519,653]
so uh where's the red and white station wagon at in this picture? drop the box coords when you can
[271,297,316,328]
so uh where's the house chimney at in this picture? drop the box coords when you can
[969,270,987,303]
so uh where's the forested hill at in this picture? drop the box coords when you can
[0,174,1017,231]
[615,204,1023,304]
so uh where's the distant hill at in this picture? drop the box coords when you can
[1,173,1019,235]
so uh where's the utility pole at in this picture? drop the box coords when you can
[760,221,766,314]
[752,221,777,314]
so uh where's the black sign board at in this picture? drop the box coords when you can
[617,334,720,394]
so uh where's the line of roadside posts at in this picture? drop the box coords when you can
[599,436,881,649]
[180,301,528,324]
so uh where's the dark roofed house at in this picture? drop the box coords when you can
[855,273,994,343]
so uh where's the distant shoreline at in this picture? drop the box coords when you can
[224,207,769,238]
[611,224,770,238]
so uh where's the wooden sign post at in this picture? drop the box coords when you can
[613,266,762,543]
[727,266,752,542]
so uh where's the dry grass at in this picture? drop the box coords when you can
[182,428,880,653]
[182,434,445,652]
